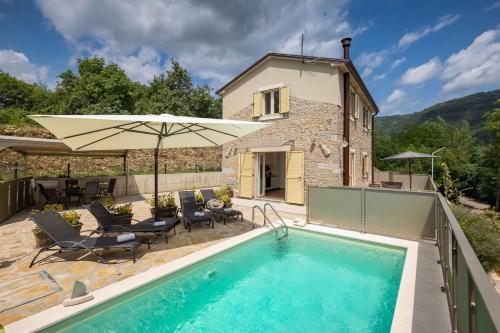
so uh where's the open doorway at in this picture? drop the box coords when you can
[255,152,286,201]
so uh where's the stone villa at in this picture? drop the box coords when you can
[217,38,379,205]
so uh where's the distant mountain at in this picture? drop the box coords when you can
[375,89,500,141]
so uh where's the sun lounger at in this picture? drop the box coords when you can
[179,190,214,232]
[200,189,243,224]
[87,202,180,243]
[29,211,146,267]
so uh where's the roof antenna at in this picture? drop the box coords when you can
[300,33,304,63]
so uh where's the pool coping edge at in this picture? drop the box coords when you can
[7,223,418,333]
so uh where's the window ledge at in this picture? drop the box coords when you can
[259,113,283,121]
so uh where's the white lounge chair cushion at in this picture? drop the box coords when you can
[116,233,135,243]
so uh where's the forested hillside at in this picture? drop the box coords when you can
[376,89,500,142]
[0,57,221,137]
[375,96,499,209]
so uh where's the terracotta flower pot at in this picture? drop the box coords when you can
[150,206,178,218]
[112,213,133,226]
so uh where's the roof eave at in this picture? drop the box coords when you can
[216,53,379,114]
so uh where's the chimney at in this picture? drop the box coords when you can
[341,37,352,59]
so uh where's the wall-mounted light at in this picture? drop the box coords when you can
[319,143,331,157]
[342,139,348,148]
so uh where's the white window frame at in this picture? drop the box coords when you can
[262,89,280,116]
[349,90,356,121]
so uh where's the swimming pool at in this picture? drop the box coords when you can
[39,228,406,333]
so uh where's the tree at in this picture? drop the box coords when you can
[54,57,137,115]
[441,162,461,203]
[476,102,500,210]
[1,57,222,137]
[136,60,221,118]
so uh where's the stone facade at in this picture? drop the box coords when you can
[349,115,373,187]
[222,96,345,190]
[221,96,372,200]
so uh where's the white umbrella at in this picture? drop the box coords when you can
[383,151,434,189]
[30,114,268,219]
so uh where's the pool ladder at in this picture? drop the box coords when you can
[252,203,288,239]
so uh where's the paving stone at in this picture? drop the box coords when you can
[0,194,305,325]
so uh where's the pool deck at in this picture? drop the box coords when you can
[0,194,451,332]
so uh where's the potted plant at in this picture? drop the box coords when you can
[214,189,232,208]
[220,193,232,208]
[149,193,177,218]
[32,204,83,248]
[98,196,133,225]
[222,184,234,198]
[195,192,204,205]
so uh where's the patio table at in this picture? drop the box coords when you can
[97,182,108,197]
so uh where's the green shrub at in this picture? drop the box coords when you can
[441,163,461,203]
[32,206,81,234]
[452,205,500,272]
[150,193,176,209]
[98,196,132,214]
[98,195,116,209]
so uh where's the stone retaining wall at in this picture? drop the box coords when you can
[0,147,222,180]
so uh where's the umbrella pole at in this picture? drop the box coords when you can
[409,159,412,190]
[154,148,159,221]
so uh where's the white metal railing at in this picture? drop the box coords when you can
[252,203,288,239]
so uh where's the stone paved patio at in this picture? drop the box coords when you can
[0,193,303,326]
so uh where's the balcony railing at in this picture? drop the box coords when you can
[436,192,500,332]
[307,185,500,332]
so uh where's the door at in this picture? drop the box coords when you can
[254,153,265,198]
[285,151,304,204]
[238,152,254,198]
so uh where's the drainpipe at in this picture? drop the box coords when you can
[341,37,352,186]
[371,110,379,184]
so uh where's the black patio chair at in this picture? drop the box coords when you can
[381,181,403,189]
[105,178,117,199]
[200,189,243,224]
[65,179,81,207]
[29,211,147,267]
[37,183,62,205]
[81,181,99,204]
[87,202,180,243]
[179,190,214,232]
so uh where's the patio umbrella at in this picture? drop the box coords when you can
[30,114,268,219]
[382,151,434,190]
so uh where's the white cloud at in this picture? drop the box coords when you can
[90,46,167,83]
[372,73,386,81]
[398,14,460,48]
[0,49,48,83]
[356,49,388,77]
[371,57,405,82]
[380,88,406,113]
[400,57,441,85]
[484,1,500,11]
[441,28,500,93]
[35,0,366,88]
[386,89,406,104]
[390,57,406,70]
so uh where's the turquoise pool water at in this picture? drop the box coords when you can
[43,229,406,333]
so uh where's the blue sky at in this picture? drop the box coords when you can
[0,0,499,115]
